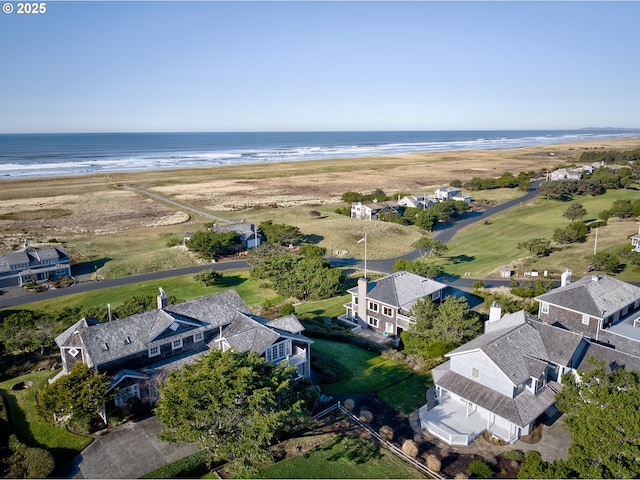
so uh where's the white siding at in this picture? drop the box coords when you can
[449,350,515,397]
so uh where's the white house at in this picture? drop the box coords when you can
[350,200,401,221]
[0,241,71,286]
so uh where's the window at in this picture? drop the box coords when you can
[368,302,378,312]
[169,322,180,331]
[354,297,358,305]
[431,291,441,300]
[541,302,549,314]
[472,368,479,378]
[368,316,379,327]
[193,332,204,342]
[172,338,183,350]
[269,341,288,361]
[383,306,393,316]
[68,347,79,357]
[148,346,160,357]
[582,314,590,325]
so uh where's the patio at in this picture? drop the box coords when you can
[419,396,486,446]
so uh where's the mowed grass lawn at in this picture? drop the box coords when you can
[0,370,92,473]
[312,339,431,415]
[256,434,428,479]
[442,189,640,278]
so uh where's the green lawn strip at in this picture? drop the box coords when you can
[294,294,350,320]
[442,189,640,278]
[0,370,92,473]
[312,339,426,402]
[255,434,428,479]
[1,270,280,316]
[377,371,433,416]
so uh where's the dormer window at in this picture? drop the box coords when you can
[169,322,180,332]
[69,347,79,357]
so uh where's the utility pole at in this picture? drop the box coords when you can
[594,227,599,255]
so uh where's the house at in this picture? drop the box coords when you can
[549,168,583,181]
[350,200,401,221]
[54,289,312,409]
[421,310,587,445]
[398,195,434,210]
[340,271,448,337]
[212,221,262,249]
[631,223,640,252]
[433,186,461,201]
[0,241,71,286]
[534,272,640,356]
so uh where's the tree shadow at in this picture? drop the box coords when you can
[303,234,324,244]
[71,258,112,275]
[447,254,476,264]
[219,275,246,288]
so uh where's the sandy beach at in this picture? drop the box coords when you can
[1,137,640,254]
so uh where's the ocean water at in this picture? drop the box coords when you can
[1,129,639,180]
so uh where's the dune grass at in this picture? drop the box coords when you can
[255,434,428,479]
[0,370,92,473]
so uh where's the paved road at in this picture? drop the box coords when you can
[0,182,543,309]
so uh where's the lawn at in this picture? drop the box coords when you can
[312,338,431,415]
[255,434,428,479]
[441,189,640,279]
[0,370,92,473]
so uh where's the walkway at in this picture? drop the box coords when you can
[61,416,197,479]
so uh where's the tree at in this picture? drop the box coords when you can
[414,209,438,231]
[187,230,240,260]
[413,237,448,257]
[194,268,222,286]
[553,360,640,478]
[38,362,112,433]
[259,220,304,246]
[563,202,587,222]
[585,251,623,274]
[402,296,481,358]
[155,350,308,477]
[298,244,326,258]
[553,221,589,244]
[393,259,442,279]
[517,238,551,257]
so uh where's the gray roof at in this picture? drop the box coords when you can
[535,275,640,318]
[577,342,640,374]
[434,363,559,427]
[448,311,583,384]
[0,245,69,271]
[348,271,447,311]
[213,221,257,238]
[213,312,310,355]
[55,290,249,368]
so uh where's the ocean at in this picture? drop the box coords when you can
[1,129,639,180]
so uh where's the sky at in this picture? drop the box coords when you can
[1,1,639,133]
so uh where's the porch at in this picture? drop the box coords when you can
[419,396,486,446]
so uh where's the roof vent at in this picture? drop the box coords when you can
[591,275,601,282]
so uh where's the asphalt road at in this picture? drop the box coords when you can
[0,182,542,309]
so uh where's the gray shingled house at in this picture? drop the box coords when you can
[340,271,448,338]
[0,241,71,286]
[535,273,640,356]
[421,310,588,445]
[54,289,312,410]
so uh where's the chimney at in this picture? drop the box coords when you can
[561,269,572,287]
[357,277,369,322]
[157,287,168,309]
[488,302,502,323]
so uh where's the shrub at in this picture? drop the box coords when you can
[22,447,56,479]
[503,450,525,462]
[472,280,485,290]
[358,409,373,423]
[278,303,296,316]
[309,210,322,217]
[468,460,493,478]
[401,439,419,458]
[454,473,469,480]
[193,268,221,286]
[379,425,394,441]
[426,453,442,472]
[343,398,355,411]
[319,369,337,384]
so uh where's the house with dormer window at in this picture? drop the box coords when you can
[420,310,587,445]
[0,241,71,286]
[54,288,312,409]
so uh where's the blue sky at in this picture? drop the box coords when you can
[1,1,639,133]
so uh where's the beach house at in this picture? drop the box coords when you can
[0,241,71,287]
[54,289,312,409]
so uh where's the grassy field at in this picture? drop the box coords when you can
[0,370,92,473]
[313,339,431,415]
[256,434,428,479]
[441,189,640,279]
[0,270,282,317]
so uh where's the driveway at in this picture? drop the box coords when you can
[61,416,197,479]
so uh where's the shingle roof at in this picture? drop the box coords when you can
[535,275,640,318]
[55,290,250,367]
[577,342,640,374]
[348,271,447,311]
